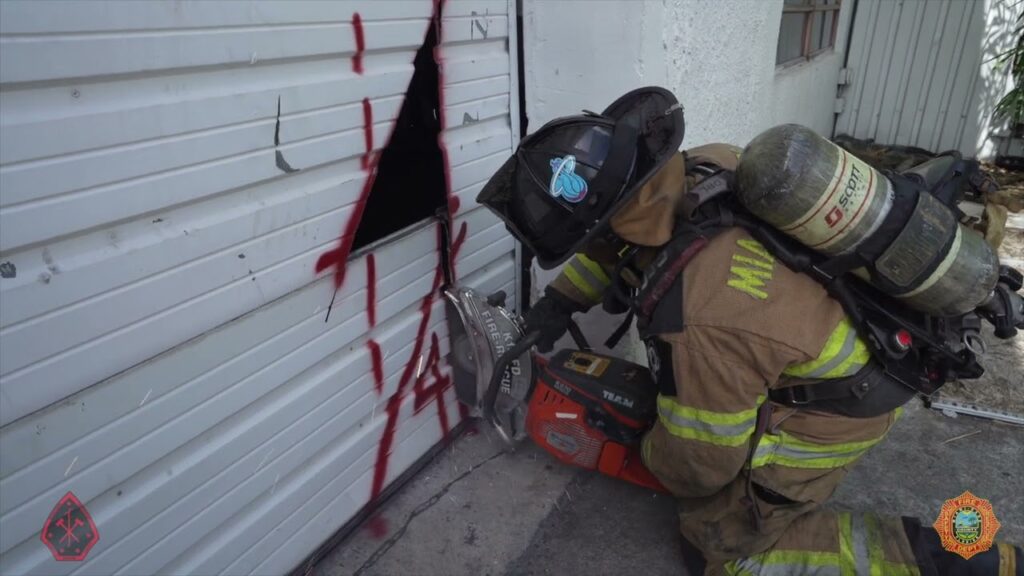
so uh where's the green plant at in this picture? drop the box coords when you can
[994,12,1024,127]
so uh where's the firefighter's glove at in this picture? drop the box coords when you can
[523,290,582,353]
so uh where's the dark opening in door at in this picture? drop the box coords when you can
[352,20,447,250]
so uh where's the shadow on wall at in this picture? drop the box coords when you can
[976,0,1019,157]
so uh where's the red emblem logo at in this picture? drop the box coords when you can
[825,206,844,227]
[40,492,99,561]
[933,491,1001,560]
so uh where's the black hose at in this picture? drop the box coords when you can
[482,331,541,437]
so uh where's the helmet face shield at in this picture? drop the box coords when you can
[508,122,622,264]
[478,87,685,268]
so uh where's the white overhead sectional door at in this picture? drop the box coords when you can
[0,1,519,574]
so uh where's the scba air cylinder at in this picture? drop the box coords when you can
[735,124,999,317]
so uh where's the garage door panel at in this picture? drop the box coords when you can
[0,1,519,573]
[0,160,366,328]
[0,258,441,558]
[92,313,450,576]
[0,249,440,539]
[0,19,431,85]
[0,63,415,166]
[0,224,439,480]
[0,1,434,34]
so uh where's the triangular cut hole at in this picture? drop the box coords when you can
[352,20,447,251]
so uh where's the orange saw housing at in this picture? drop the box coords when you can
[527,350,666,492]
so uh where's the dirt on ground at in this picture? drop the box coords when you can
[981,162,1024,213]
[943,227,1024,415]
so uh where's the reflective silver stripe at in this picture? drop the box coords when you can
[753,442,868,464]
[656,403,756,438]
[751,432,883,469]
[852,513,871,576]
[729,557,841,576]
[803,325,858,378]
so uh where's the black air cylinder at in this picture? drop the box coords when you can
[736,124,998,316]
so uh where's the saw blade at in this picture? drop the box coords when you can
[450,334,477,374]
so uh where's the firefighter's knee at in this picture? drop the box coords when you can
[642,422,748,498]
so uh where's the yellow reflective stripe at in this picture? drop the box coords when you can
[785,320,852,377]
[726,550,842,575]
[656,395,763,447]
[784,319,869,379]
[820,337,870,379]
[576,253,611,284]
[752,431,886,469]
[866,513,884,576]
[861,514,921,576]
[658,394,765,425]
[562,263,602,302]
[874,513,923,576]
[998,542,1017,576]
[839,512,856,576]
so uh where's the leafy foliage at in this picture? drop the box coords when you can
[994,12,1024,126]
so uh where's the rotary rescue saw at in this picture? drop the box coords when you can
[443,286,665,491]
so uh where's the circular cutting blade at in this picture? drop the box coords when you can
[451,334,477,374]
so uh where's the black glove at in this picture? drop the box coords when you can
[522,290,581,353]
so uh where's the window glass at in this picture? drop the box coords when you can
[776,0,840,66]
[777,13,806,65]
[810,11,825,52]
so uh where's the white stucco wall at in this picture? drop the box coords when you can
[524,0,852,146]
[523,0,853,358]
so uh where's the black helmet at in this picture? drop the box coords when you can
[477,86,685,269]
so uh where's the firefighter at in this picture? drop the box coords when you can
[477,87,1022,575]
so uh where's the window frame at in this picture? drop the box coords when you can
[776,0,842,69]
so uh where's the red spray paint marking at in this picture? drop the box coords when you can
[360,98,374,171]
[314,98,376,290]
[412,334,441,412]
[370,255,445,501]
[365,514,388,539]
[430,0,473,434]
[367,339,384,395]
[351,13,365,75]
[366,253,377,327]
[412,332,452,437]
[448,221,468,281]
[432,3,454,210]
[360,0,480,506]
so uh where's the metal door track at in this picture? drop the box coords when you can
[926,398,1024,426]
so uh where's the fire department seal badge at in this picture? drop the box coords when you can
[40,491,99,561]
[933,491,1001,560]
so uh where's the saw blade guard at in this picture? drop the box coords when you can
[443,287,534,443]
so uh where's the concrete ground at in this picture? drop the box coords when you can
[318,396,1023,576]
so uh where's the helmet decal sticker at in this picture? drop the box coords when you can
[549,155,589,203]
